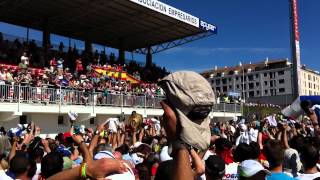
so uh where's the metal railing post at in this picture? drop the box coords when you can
[59,86,62,113]
[92,90,95,114]
[18,84,21,113]
[120,93,123,113]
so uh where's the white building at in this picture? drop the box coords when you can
[202,59,320,105]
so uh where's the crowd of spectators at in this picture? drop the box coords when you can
[0,34,168,104]
[216,92,241,104]
[1,95,320,180]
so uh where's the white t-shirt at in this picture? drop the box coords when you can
[248,128,258,142]
[0,170,13,180]
[32,163,41,180]
[298,172,320,180]
[105,118,119,133]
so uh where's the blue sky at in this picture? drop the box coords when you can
[1,0,319,72]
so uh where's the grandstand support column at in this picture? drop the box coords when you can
[118,41,125,65]
[146,47,152,67]
[85,40,92,53]
[42,20,51,66]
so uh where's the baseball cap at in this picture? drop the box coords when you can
[205,155,225,178]
[238,160,270,178]
[158,71,215,151]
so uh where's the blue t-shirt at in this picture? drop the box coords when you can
[267,172,297,180]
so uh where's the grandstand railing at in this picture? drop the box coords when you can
[0,84,241,113]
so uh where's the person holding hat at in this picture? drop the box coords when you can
[158,71,215,180]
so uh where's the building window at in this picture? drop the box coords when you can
[222,79,227,84]
[279,79,285,84]
[278,71,284,75]
[279,88,285,93]
[256,91,260,95]
[264,73,267,77]
[236,85,240,89]
[215,79,220,85]
[229,85,232,89]
[270,81,274,87]
[264,81,268,86]
[223,86,228,92]
[249,83,254,89]
[228,78,232,82]
[256,74,259,78]
[216,87,221,92]
[265,90,268,94]
[256,82,260,86]
[236,77,239,81]
[248,75,254,81]
[249,91,255,97]
[308,75,311,80]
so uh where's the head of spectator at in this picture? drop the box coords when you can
[205,155,226,180]
[154,160,174,180]
[264,140,284,170]
[300,143,319,174]
[9,153,37,180]
[40,152,64,179]
[234,143,258,163]
[215,138,234,164]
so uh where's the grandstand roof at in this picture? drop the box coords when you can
[0,0,217,54]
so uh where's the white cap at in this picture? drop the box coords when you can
[238,160,270,177]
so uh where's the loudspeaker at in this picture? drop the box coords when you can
[58,115,64,125]
[19,115,27,124]
[90,118,95,125]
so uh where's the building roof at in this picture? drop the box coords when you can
[0,0,216,54]
[201,59,291,78]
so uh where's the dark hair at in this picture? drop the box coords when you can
[233,142,260,162]
[215,138,232,152]
[289,135,305,152]
[155,160,174,180]
[41,152,64,178]
[28,147,44,162]
[10,153,37,178]
[264,140,284,169]
[249,142,260,160]
[205,155,225,179]
[234,143,253,162]
[300,144,319,170]
[115,144,130,154]
[136,163,150,180]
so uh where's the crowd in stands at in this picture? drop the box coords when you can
[216,92,242,104]
[0,33,169,103]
